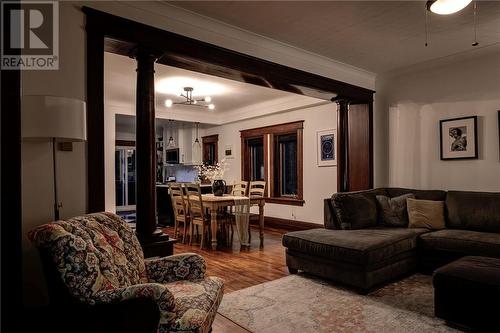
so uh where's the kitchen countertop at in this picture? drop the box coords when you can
[156,183,212,188]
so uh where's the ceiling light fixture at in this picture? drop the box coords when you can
[165,87,215,110]
[425,0,479,47]
[426,0,472,15]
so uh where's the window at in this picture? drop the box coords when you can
[241,121,303,206]
[247,137,264,180]
[202,135,218,165]
[275,133,297,197]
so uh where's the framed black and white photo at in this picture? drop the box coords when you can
[317,129,337,167]
[224,144,234,159]
[440,116,478,160]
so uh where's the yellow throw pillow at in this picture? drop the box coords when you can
[407,198,446,230]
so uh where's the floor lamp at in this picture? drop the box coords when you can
[22,95,87,220]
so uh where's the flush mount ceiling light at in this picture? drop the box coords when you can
[426,0,472,15]
[165,87,215,110]
[425,0,479,47]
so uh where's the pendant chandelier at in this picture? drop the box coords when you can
[192,122,202,165]
[165,87,215,110]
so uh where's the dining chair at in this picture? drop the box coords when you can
[168,183,189,243]
[226,181,249,241]
[248,180,266,198]
[248,181,267,242]
[231,180,248,196]
[185,183,211,249]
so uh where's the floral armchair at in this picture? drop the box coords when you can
[29,212,224,333]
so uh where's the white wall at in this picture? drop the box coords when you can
[378,50,500,191]
[20,1,374,306]
[204,103,337,225]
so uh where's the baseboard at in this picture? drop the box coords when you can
[250,214,322,231]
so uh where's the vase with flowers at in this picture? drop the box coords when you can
[196,158,229,196]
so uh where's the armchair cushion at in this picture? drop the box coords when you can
[146,253,206,284]
[166,277,224,333]
[95,283,177,330]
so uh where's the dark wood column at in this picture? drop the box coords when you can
[134,48,173,256]
[336,99,350,192]
[135,48,157,237]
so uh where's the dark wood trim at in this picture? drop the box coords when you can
[336,100,350,192]
[240,121,304,138]
[266,133,272,197]
[202,134,219,164]
[83,7,374,210]
[134,48,158,237]
[1,56,22,332]
[253,216,321,231]
[116,140,135,147]
[202,134,218,143]
[86,28,105,213]
[82,6,374,102]
[368,102,374,188]
[241,121,304,204]
[498,111,500,159]
[265,197,305,206]
[297,127,304,199]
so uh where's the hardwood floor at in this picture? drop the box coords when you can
[161,224,291,332]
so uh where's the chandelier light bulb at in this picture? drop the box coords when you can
[204,96,212,102]
[208,104,215,110]
[165,99,173,107]
[427,0,472,15]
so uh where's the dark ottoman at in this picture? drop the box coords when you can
[433,256,500,332]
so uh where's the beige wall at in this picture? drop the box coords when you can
[204,103,337,225]
[377,49,500,191]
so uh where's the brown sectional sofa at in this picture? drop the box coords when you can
[282,188,500,293]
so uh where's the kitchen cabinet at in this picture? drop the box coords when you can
[161,124,201,165]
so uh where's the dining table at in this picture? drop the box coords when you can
[201,193,266,250]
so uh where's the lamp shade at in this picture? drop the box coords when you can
[427,0,472,15]
[22,95,87,141]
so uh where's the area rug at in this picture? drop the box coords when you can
[218,274,459,333]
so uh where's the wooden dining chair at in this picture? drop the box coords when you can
[231,181,248,196]
[168,183,189,243]
[185,183,211,249]
[226,181,249,241]
[248,180,266,198]
[248,181,267,242]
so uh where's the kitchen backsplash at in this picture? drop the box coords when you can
[165,164,199,183]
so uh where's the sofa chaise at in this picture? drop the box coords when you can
[283,188,500,293]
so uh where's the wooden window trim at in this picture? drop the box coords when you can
[202,134,219,144]
[241,121,304,206]
[116,140,135,147]
[202,134,218,164]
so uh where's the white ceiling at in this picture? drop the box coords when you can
[168,1,500,73]
[104,52,323,124]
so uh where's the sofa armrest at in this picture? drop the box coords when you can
[324,198,340,230]
[145,253,206,283]
[94,283,176,329]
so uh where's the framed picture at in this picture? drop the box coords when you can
[224,144,234,159]
[317,129,337,167]
[439,116,478,160]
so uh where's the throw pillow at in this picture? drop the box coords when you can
[407,198,446,230]
[376,193,415,227]
[332,193,378,230]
